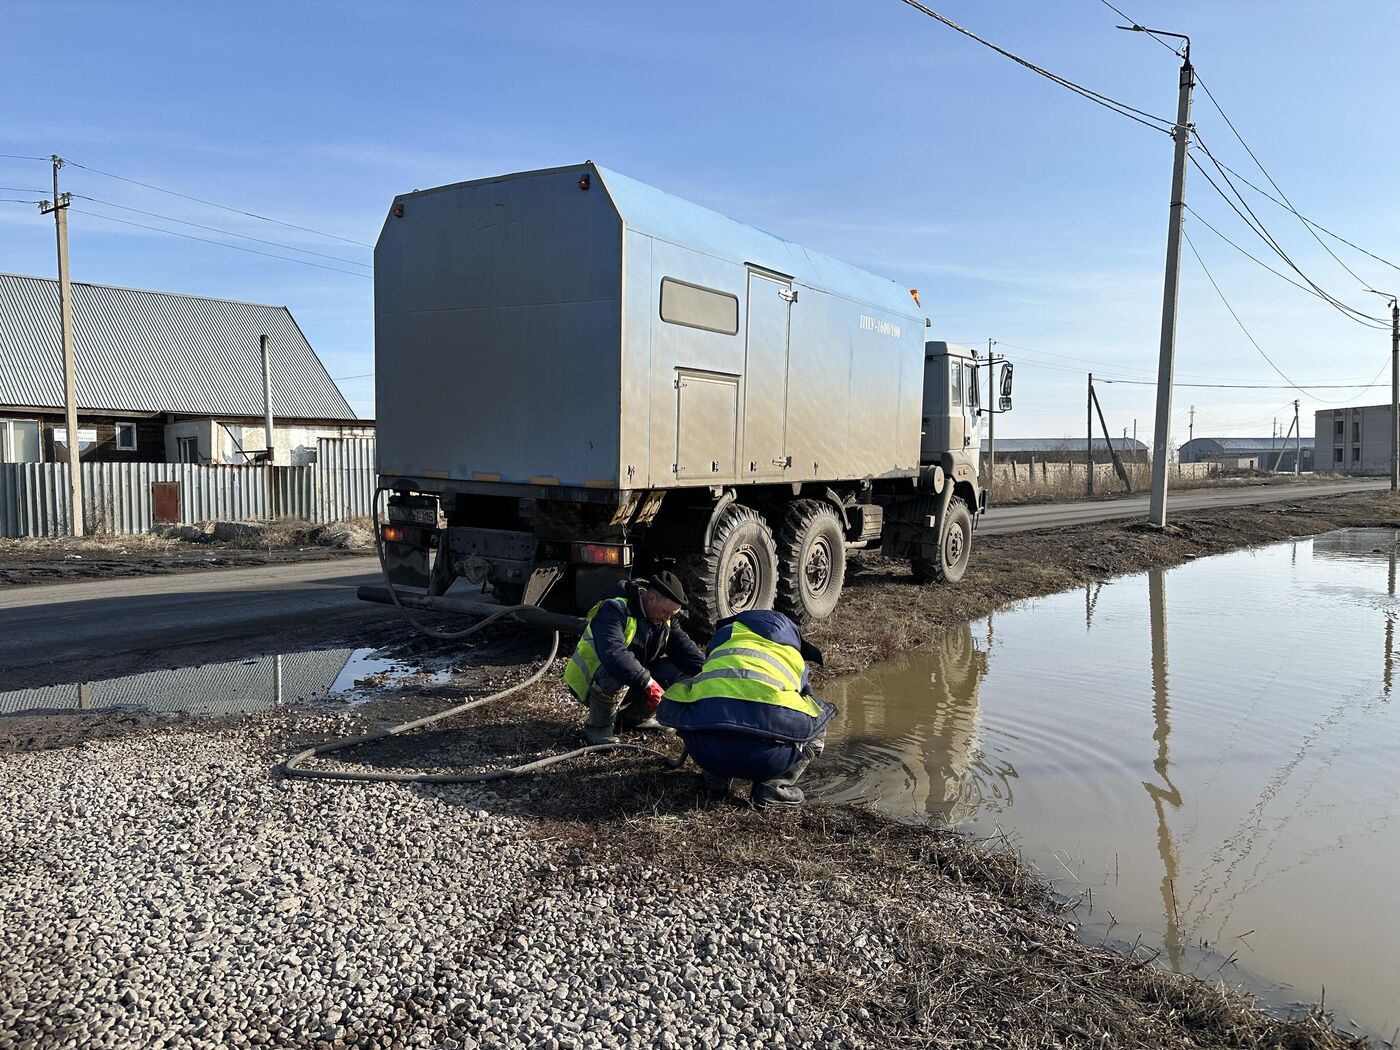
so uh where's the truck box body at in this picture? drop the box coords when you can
[374,163,925,496]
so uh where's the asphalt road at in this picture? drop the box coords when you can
[979,477,1388,534]
[0,559,385,689]
[0,477,1388,688]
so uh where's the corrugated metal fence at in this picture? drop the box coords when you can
[0,438,376,538]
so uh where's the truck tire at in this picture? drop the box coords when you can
[912,496,973,585]
[678,504,778,630]
[776,500,846,624]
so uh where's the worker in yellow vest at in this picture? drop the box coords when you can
[563,572,706,745]
[657,609,834,809]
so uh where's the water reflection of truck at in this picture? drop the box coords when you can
[369,164,999,627]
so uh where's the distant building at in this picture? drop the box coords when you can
[0,272,371,465]
[982,437,1150,465]
[1315,405,1392,475]
[1178,436,1314,473]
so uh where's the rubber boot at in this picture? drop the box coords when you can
[752,739,822,810]
[584,691,621,746]
[751,782,804,809]
[701,769,732,799]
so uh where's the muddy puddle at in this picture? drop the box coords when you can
[818,527,1400,1034]
[0,647,443,718]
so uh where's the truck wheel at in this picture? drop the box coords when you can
[776,500,846,624]
[678,505,778,630]
[912,496,973,585]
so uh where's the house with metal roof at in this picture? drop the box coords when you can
[0,272,371,465]
[981,437,1151,465]
[1178,436,1314,473]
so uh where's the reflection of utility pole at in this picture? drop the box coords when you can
[38,156,84,537]
[1387,546,1396,699]
[1144,567,1184,969]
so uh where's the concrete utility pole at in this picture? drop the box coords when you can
[1141,32,1194,527]
[38,156,83,537]
[1187,406,1193,443]
[1366,290,1399,490]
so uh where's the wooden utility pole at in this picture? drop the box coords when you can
[1146,37,1195,527]
[1087,372,1095,496]
[38,156,83,537]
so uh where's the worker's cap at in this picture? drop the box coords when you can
[644,571,688,610]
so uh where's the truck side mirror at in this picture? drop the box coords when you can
[999,362,1014,399]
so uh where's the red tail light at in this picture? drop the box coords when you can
[571,542,628,566]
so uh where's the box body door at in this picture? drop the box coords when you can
[741,271,793,479]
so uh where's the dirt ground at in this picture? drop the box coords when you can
[7,491,1397,1046]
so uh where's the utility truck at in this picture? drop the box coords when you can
[367,163,993,628]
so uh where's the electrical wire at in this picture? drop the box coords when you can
[1182,202,1369,314]
[63,157,373,248]
[0,198,43,205]
[0,153,47,162]
[333,372,375,380]
[73,194,371,270]
[1182,228,1384,404]
[894,0,1174,134]
[1092,0,1183,56]
[0,186,46,194]
[1187,145,1389,329]
[1208,156,1400,277]
[1194,72,1372,289]
[70,205,373,279]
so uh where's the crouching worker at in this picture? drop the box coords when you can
[563,571,705,746]
[657,610,835,809]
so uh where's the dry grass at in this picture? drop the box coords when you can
[0,532,182,555]
[991,469,1348,506]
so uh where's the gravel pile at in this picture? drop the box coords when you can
[1,719,871,1049]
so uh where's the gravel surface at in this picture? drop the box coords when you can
[0,718,868,1049]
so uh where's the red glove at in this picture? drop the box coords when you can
[644,679,666,713]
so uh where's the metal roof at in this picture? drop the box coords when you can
[1180,437,1315,456]
[982,438,1149,453]
[0,272,355,419]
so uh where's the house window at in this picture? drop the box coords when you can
[1334,418,1344,438]
[177,436,200,463]
[115,423,137,451]
[0,420,41,463]
[1354,422,1361,442]
[659,278,739,335]
[1335,448,1343,464]
[1353,447,1361,463]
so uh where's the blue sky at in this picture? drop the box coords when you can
[3,0,1398,442]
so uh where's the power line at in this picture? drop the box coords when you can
[894,0,1174,134]
[1184,202,1389,323]
[1101,377,1386,390]
[0,198,43,205]
[70,206,373,279]
[63,158,373,249]
[1193,72,1371,289]
[73,194,372,270]
[333,372,375,380]
[0,186,46,194]
[1187,144,1388,329]
[1182,229,1383,404]
[0,153,47,162]
[1208,155,1400,277]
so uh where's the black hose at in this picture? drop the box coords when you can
[282,489,684,784]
